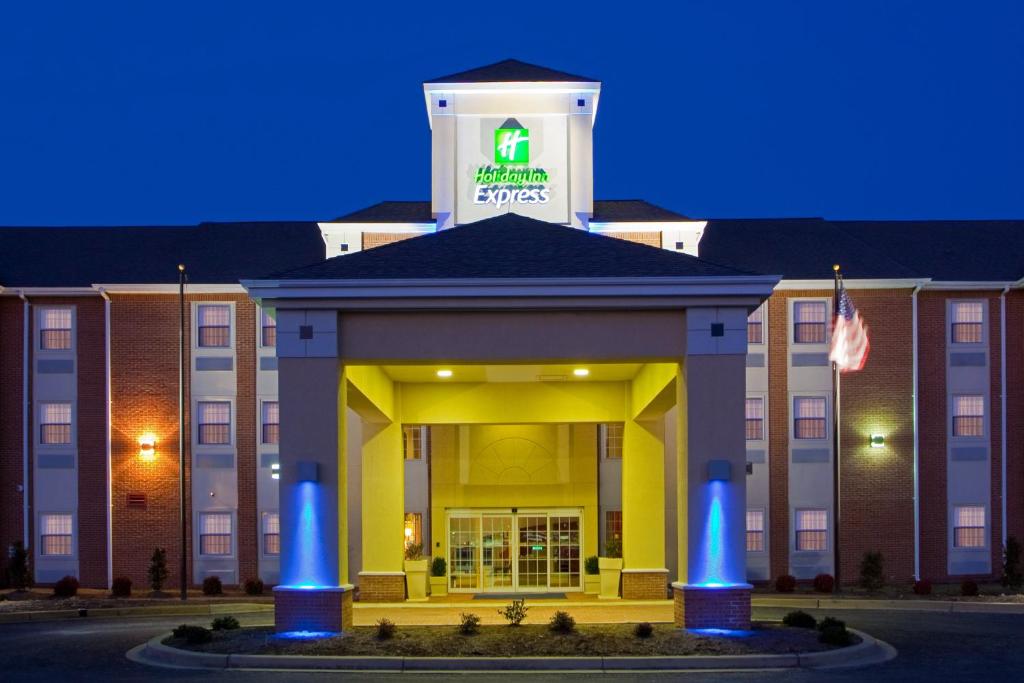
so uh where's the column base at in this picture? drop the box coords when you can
[358,571,406,602]
[621,569,670,600]
[274,585,354,633]
[672,582,752,630]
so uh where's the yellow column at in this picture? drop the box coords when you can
[621,417,665,569]
[359,415,405,601]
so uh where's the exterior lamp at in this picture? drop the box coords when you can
[869,434,885,449]
[138,434,157,461]
[271,463,280,480]
[436,369,453,378]
[573,368,590,377]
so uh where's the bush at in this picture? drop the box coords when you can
[584,555,599,575]
[202,576,223,596]
[243,578,264,596]
[148,548,168,592]
[813,574,834,594]
[8,541,32,591]
[498,599,529,626]
[457,612,480,635]
[819,622,852,646]
[430,556,447,578]
[633,622,654,638]
[961,579,979,597]
[1003,536,1023,591]
[172,624,212,644]
[53,575,80,598]
[912,579,932,596]
[782,610,817,629]
[604,538,622,559]
[549,610,576,634]
[404,543,423,561]
[775,574,796,593]
[859,551,885,591]
[211,615,240,631]
[111,576,132,598]
[375,618,397,640]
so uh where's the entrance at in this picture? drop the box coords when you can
[447,509,582,593]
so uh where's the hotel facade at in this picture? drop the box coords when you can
[1,61,1022,630]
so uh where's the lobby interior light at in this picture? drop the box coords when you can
[573,368,590,377]
[138,434,157,461]
[869,434,885,449]
[271,463,281,480]
[436,369,453,378]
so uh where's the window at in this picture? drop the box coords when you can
[953,506,986,548]
[793,301,827,343]
[747,306,764,344]
[404,512,422,549]
[197,304,231,348]
[262,512,280,555]
[199,513,232,556]
[746,510,765,552]
[402,425,430,460]
[793,397,827,439]
[40,513,73,556]
[40,308,72,350]
[260,308,276,347]
[197,402,231,445]
[951,302,983,344]
[599,423,624,459]
[40,402,72,445]
[745,397,765,440]
[605,510,622,546]
[261,401,279,445]
[795,509,828,551]
[953,395,984,437]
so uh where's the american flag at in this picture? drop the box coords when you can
[829,281,870,372]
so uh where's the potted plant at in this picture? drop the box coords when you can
[404,543,429,601]
[584,555,601,595]
[429,556,447,597]
[598,538,623,599]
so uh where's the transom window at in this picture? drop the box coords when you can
[747,305,764,344]
[40,308,73,350]
[40,402,72,445]
[952,395,984,437]
[793,397,827,439]
[197,304,231,348]
[197,402,231,445]
[40,513,73,556]
[403,425,431,460]
[745,397,765,440]
[951,302,984,344]
[795,509,828,551]
[260,308,276,347]
[199,513,232,556]
[793,301,827,344]
[599,423,624,459]
[404,512,423,549]
[953,506,985,548]
[605,510,622,547]
[261,401,279,445]
[746,509,765,552]
[262,512,280,555]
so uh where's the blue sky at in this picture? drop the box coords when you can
[1,1,1021,225]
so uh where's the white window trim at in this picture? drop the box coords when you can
[37,511,76,560]
[791,393,830,442]
[949,394,987,441]
[260,510,281,558]
[196,510,237,559]
[789,298,831,347]
[36,306,76,355]
[745,507,767,554]
[745,393,768,443]
[598,423,624,460]
[192,301,236,353]
[950,504,988,551]
[37,401,75,450]
[260,399,280,449]
[747,303,767,347]
[258,305,276,350]
[947,299,987,347]
[193,398,236,448]
[793,508,830,553]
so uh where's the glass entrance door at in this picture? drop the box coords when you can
[517,515,548,589]
[481,515,513,590]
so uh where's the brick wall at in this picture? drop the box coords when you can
[358,574,405,602]
[917,292,948,581]
[274,587,353,632]
[673,585,752,629]
[621,571,669,600]
[0,299,24,568]
[1007,292,1024,543]
[767,291,791,580]
[235,298,258,585]
[362,233,419,250]
[602,231,662,248]
[989,295,1005,574]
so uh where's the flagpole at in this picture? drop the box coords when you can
[832,264,842,591]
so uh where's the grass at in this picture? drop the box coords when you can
[169,622,849,658]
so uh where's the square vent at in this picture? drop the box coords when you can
[127,493,147,509]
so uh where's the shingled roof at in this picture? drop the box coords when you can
[270,213,751,280]
[331,200,689,224]
[425,59,598,84]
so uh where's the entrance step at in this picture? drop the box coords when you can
[473,592,567,600]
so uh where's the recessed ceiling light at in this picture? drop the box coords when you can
[436,369,453,378]
[573,368,590,377]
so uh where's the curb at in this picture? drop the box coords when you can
[752,597,1024,614]
[0,602,273,625]
[127,627,894,672]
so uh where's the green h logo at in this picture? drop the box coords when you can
[494,127,529,165]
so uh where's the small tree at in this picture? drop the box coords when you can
[8,541,32,591]
[859,551,885,591]
[604,538,622,559]
[148,547,169,592]
[1002,536,1023,591]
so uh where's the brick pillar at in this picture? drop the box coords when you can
[274,586,353,633]
[672,583,752,630]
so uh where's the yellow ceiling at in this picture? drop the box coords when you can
[380,363,642,384]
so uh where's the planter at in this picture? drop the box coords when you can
[429,575,448,597]
[584,574,601,595]
[404,559,429,601]
[598,557,623,599]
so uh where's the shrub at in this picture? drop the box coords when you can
[457,612,480,635]
[498,599,529,626]
[584,555,600,575]
[148,548,168,592]
[53,576,80,598]
[549,610,576,634]
[111,576,133,598]
[8,541,32,591]
[604,538,622,559]
[243,578,264,596]
[404,543,423,561]
[813,574,834,594]
[961,579,979,597]
[430,556,447,578]
[633,622,654,638]
[172,624,212,644]
[211,615,240,631]
[819,621,852,646]
[202,576,223,596]
[1003,536,1023,591]
[782,610,817,629]
[775,574,797,593]
[912,579,932,596]
[859,551,885,591]
[375,618,397,640]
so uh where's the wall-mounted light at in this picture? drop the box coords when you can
[869,434,885,449]
[297,461,319,483]
[436,369,453,378]
[271,463,280,480]
[707,460,732,482]
[138,434,157,461]
[573,368,590,377]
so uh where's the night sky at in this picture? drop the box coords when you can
[1,1,1021,226]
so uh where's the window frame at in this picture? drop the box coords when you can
[745,396,765,441]
[198,511,234,557]
[196,400,233,446]
[949,300,985,346]
[39,401,73,447]
[794,508,829,552]
[745,509,766,553]
[402,425,431,461]
[259,307,277,349]
[261,511,280,556]
[37,306,74,352]
[952,505,987,550]
[951,394,985,439]
[598,423,624,460]
[38,512,75,558]
[747,304,765,345]
[791,299,829,345]
[193,302,234,350]
[792,395,828,441]
[604,510,622,547]
[261,400,280,446]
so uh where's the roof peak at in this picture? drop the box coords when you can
[424,59,599,84]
